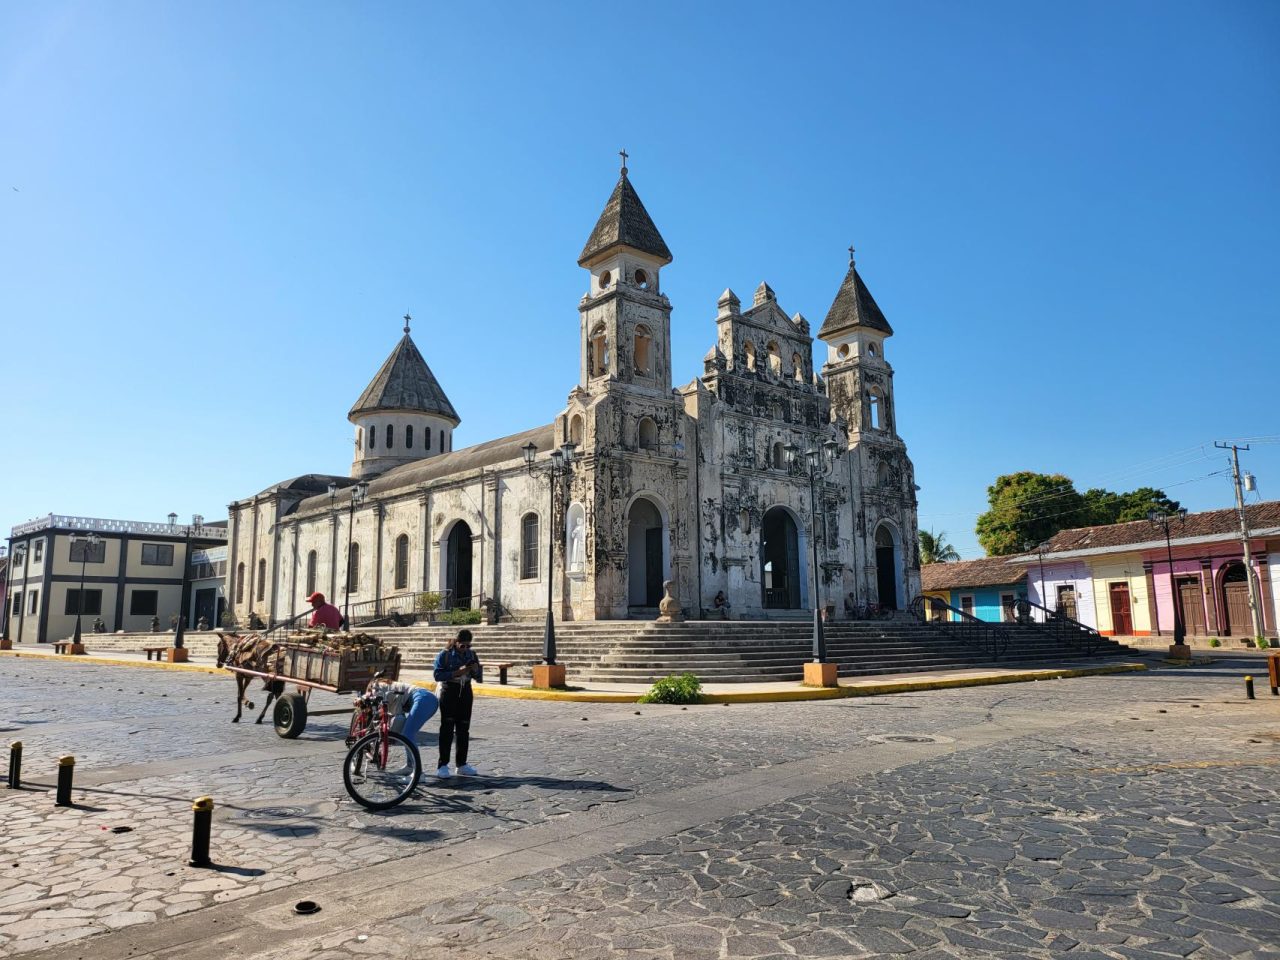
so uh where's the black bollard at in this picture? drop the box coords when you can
[189,796,214,868]
[55,755,74,807]
[7,741,21,789]
[1245,676,1255,700]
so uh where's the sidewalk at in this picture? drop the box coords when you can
[0,644,1148,703]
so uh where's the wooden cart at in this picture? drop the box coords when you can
[222,638,401,738]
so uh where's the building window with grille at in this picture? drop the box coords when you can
[130,590,159,616]
[257,558,267,602]
[306,551,317,596]
[33,541,44,563]
[520,513,539,580]
[11,592,21,617]
[141,543,174,566]
[69,539,106,563]
[28,590,38,615]
[347,542,360,594]
[394,535,410,591]
[65,589,102,616]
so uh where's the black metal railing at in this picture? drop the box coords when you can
[1012,598,1102,656]
[909,595,1011,661]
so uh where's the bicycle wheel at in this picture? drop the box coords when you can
[343,731,421,810]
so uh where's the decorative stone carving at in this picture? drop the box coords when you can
[656,579,684,623]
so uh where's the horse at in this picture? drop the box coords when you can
[215,633,286,724]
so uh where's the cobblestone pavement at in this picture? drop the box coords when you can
[2,656,1278,958]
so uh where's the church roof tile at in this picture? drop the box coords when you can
[348,333,459,424]
[817,262,893,340]
[578,169,672,266]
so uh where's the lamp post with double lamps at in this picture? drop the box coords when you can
[67,532,101,654]
[166,513,202,663]
[786,438,841,686]
[522,439,578,688]
[329,481,370,629]
[1148,507,1189,656]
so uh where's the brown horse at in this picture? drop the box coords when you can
[216,633,286,724]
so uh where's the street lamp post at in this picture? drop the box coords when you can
[67,532,101,655]
[786,439,841,685]
[332,481,370,629]
[166,513,202,662]
[1022,540,1049,621]
[0,545,11,649]
[1148,507,1189,655]
[523,439,578,687]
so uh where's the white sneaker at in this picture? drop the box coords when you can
[435,764,452,779]
[457,764,478,776]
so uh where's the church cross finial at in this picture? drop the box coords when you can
[619,149,629,176]
[848,244,856,266]
[403,312,412,335]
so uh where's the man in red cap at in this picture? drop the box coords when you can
[306,592,343,631]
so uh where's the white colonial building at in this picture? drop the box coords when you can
[226,164,921,627]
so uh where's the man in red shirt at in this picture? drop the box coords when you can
[306,592,343,631]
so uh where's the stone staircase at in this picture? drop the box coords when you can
[34,620,1137,685]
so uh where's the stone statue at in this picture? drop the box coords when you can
[656,580,684,623]
[569,516,586,572]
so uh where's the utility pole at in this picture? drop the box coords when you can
[1216,441,1266,640]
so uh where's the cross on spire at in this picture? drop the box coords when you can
[619,148,629,176]
[403,313,412,335]
[848,244,856,265]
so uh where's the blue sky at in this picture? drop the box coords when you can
[2,1,1277,559]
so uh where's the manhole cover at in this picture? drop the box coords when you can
[867,733,953,745]
[886,735,935,743]
[241,806,310,821]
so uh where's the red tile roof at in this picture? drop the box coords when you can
[1039,501,1280,556]
[921,555,1026,591]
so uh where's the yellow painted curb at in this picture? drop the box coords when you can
[413,662,1147,704]
[0,649,224,676]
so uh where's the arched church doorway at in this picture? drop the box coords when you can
[446,521,473,609]
[1219,561,1250,636]
[626,497,666,608]
[875,523,900,611]
[761,506,802,609]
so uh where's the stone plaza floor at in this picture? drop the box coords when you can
[0,654,1277,959]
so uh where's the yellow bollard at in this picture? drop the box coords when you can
[1245,675,1255,700]
[55,755,74,807]
[190,796,214,868]
[7,741,21,789]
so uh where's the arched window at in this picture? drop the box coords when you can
[347,542,359,594]
[405,424,413,449]
[569,414,584,446]
[634,268,649,289]
[637,417,658,451]
[792,353,804,383]
[633,324,652,377]
[305,550,317,596]
[256,558,266,602]
[369,426,376,450]
[440,430,445,451]
[356,427,363,449]
[744,341,756,371]
[520,513,540,579]
[235,562,245,604]
[771,441,785,469]
[589,323,609,377]
[425,428,432,451]
[867,390,883,430]
[767,341,781,376]
[877,461,892,487]
[868,342,878,357]
[385,424,394,449]
[394,534,409,591]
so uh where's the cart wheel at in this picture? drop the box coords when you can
[274,693,308,739]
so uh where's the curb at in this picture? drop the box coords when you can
[0,649,224,676]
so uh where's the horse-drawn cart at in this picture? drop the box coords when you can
[216,632,401,738]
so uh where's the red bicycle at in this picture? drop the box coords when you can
[342,686,421,810]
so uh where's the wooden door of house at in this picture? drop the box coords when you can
[1109,583,1133,635]
[1056,585,1078,620]
[1221,563,1250,635]
[1175,577,1206,636]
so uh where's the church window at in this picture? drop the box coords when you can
[369,426,376,450]
[356,427,363,449]
[569,414,584,446]
[405,425,413,449]
[599,270,611,289]
[386,424,394,449]
[305,551,317,596]
[347,542,359,594]
[771,442,785,470]
[634,268,649,289]
[634,325,652,377]
[837,343,850,360]
[744,341,756,371]
[867,390,883,431]
[589,323,609,377]
[767,341,781,376]
[394,534,409,591]
[425,428,431,451]
[868,342,878,357]
[441,430,446,451]
[235,562,245,604]
[256,558,266,602]
[637,417,658,451]
[792,353,804,383]
[520,513,539,579]
[877,461,891,487]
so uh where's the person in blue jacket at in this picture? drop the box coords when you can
[432,628,483,778]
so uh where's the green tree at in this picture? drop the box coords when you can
[975,472,1086,556]
[1083,486,1182,525]
[918,529,960,565]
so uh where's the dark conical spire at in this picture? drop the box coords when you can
[349,330,459,424]
[578,159,673,266]
[817,252,893,340]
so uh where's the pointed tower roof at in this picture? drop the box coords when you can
[348,318,460,424]
[578,159,673,267]
[817,253,893,340]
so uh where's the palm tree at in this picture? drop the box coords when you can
[918,528,960,565]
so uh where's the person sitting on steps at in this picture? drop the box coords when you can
[713,591,731,620]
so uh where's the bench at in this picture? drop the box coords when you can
[52,642,71,655]
[494,662,515,685]
[143,647,169,661]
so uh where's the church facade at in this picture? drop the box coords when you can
[225,165,921,627]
